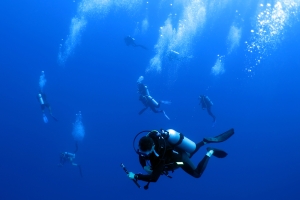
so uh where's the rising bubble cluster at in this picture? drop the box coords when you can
[72,111,85,142]
[58,0,143,65]
[246,1,299,74]
[211,55,225,76]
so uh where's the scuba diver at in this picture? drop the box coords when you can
[137,76,171,120]
[126,128,234,189]
[124,36,147,50]
[199,95,216,125]
[58,142,83,177]
[37,91,58,123]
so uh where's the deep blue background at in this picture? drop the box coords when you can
[1,0,300,199]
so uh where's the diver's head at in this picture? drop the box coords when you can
[139,136,155,155]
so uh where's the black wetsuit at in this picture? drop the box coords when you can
[59,143,83,177]
[37,92,58,121]
[136,132,210,182]
[200,95,216,122]
[124,36,147,50]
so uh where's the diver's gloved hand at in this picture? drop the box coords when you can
[127,172,136,180]
[43,114,48,123]
[144,166,153,174]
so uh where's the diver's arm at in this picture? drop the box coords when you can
[138,107,148,115]
[207,108,216,122]
[47,106,58,121]
[135,162,164,182]
[139,155,147,168]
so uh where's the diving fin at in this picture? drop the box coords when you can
[42,114,48,123]
[78,164,83,177]
[203,128,234,143]
[50,114,58,122]
[163,110,170,120]
[207,147,227,158]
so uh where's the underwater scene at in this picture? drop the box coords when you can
[1,0,300,199]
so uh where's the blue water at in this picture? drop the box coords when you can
[1,0,300,199]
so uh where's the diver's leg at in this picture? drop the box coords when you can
[150,107,170,120]
[195,155,210,177]
[189,141,205,158]
[150,107,162,113]
[157,101,161,108]
[44,104,51,114]
[180,152,202,178]
[185,148,226,178]
[207,108,216,122]
[47,104,58,121]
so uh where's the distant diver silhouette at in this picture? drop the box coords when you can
[58,142,83,177]
[37,91,58,123]
[124,36,147,50]
[137,76,170,120]
[199,95,216,126]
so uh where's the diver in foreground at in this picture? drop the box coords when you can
[37,91,58,123]
[124,36,147,50]
[199,95,216,126]
[125,128,234,189]
[58,142,83,177]
[137,76,171,120]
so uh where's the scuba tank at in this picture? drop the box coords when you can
[148,96,159,107]
[205,96,213,106]
[38,94,44,105]
[162,129,196,153]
